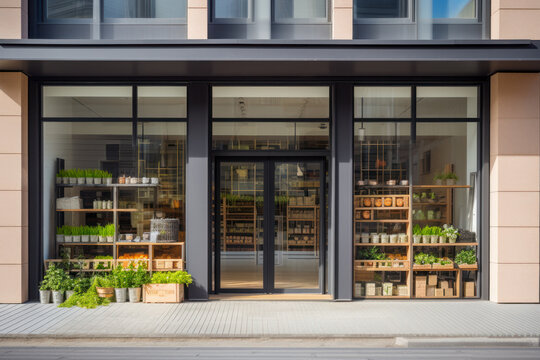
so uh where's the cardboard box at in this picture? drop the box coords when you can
[416,276,427,285]
[397,285,408,296]
[435,288,444,297]
[382,283,393,296]
[426,285,436,297]
[464,281,476,297]
[354,283,364,297]
[428,275,438,286]
[143,283,184,303]
[365,282,376,296]
[444,288,454,297]
[439,280,449,289]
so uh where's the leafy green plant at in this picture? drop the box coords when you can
[413,224,422,236]
[43,264,70,291]
[442,224,460,240]
[73,277,92,294]
[134,264,151,288]
[111,265,130,288]
[93,275,114,288]
[433,173,444,181]
[444,172,458,180]
[150,271,193,285]
[59,277,111,309]
[357,246,388,261]
[455,249,477,265]
[429,192,436,200]
[414,252,438,265]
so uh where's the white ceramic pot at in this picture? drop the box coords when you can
[361,233,370,244]
[413,235,421,244]
[151,177,159,185]
[56,234,64,243]
[381,234,389,244]
[77,177,85,185]
[72,235,81,243]
[69,177,77,184]
[371,234,380,244]
[107,201,113,210]
[430,235,438,244]
[142,177,150,184]
[446,179,456,186]
[389,234,398,243]
[435,179,443,185]
[56,177,62,184]
[81,235,90,243]
[107,236,114,243]
[90,235,98,243]
[62,177,69,184]
[64,235,73,243]
[422,235,430,244]
[106,178,112,185]
[448,236,457,244]
[399,234,408,243]
[98,236,106,243]
[439,236,447,243]
[86,177,93,184]
[94,177,102,184]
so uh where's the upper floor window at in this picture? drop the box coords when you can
[431,0,476,19]
[212,0,251,22]
[274,0,329,23]
[355,0,408,19]
[103,0,187,19]
[46,0,93,20]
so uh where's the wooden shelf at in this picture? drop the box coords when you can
[57,183,159,188]
[355,219,408,223]
[56,209,142,212]
[413,242,478,247]
[412,203,447,206]
[356,207,409,210]
[355,242,410,246]
[356,296,410,299]
[59,243,113,246]
[288,205,318,208]
[355,267,409,272]
[116,242,184,246]
[413,185,471,189]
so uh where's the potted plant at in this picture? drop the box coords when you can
[427,192,436,204]
[389,234,398,243]
[66,169,76,185]
[63,226,73,243]
[90,226,99,243]
[75,168,85,185]
[98,225,106,243]
[94,275,115,299]
[445,172,458,186]
[112,265,128,303]
[56,226,64,243]
[64,277,76,300]
[412,193,420,203]
[421,225,431,244]
[72,226,81,243]
[105,224,115,243]
[455,249,477,269]
[84,169,92,185]
[94,169,102,185]
[81,226,90,243]
[433,173,444,185]
[73,277,92,295]
[143,271,193,303]
[442,224,460,243]
[39,274,51,304]
[45,264,70,304]
[439,231,447,243]
[127,263,150,303]
[430,226,440,244]
[380,233,389,244]
[103,171,113,185]
[413,225,422,244]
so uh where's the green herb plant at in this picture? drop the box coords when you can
[150,271,193,286]
[455,249,477,265]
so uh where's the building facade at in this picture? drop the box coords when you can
[0,0,539,303]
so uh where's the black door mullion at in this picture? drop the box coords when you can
[267,160,276,293]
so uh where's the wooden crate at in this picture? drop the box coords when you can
[143,283,184,303]
[464,281,476,297]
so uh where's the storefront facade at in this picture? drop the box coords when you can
[0,1,539,303]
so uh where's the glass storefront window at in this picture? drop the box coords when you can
[137,86,187,118]
[103,0,187,19]
[354,87,412,119]
[43,86,133,118]
[354,0,408,19]
[416,86,478,118]
[46,0,93,20]
[212,121,329,150]
[213,86,330,119]
[274,0,328,22]
[431,0,476,19]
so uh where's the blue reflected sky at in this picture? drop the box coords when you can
[432,0,473,18]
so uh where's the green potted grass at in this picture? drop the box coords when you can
[93,169,102,184]
[45,264,70,304]
[143,271,192,303]
[413,225,422,244]
[421,225,430,244]
[64,225,73,243]
[112,265,129,303]
[39,275,51,304]
[445,172,458,186]
[126,263,151,303]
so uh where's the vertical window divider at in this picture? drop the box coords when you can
[93,0,101,39]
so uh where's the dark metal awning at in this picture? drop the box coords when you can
[1,39,540,78]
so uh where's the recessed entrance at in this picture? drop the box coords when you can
[215,158,325,294]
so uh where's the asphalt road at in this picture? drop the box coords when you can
[1,347,539,360]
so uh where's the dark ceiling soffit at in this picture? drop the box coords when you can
[0,40,539,77]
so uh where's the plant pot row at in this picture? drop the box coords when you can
[57,235,114,243]
[413,235,457,244]
[58,177,113,185]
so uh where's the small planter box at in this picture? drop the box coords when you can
[143,283,184,303]
[458,263,478,270]
[413,264,432,270]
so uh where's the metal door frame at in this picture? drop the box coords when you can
[214,156,326,294]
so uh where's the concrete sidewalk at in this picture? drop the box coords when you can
[0,300,539,340]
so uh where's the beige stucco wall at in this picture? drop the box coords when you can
[490,73,540,303]
[332,0,353,40]
[0,0,26,39]
[492,0,540,40]
[0,72,28,303]
[187,0,208,40]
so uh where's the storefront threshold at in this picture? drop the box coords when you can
[209,294,333,301]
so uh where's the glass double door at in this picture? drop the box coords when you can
[216,159,324,293]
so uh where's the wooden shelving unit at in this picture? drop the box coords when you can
[286,203,319,251]
[221,200,258,252]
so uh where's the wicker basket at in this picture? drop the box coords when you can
[150,218,179,243]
